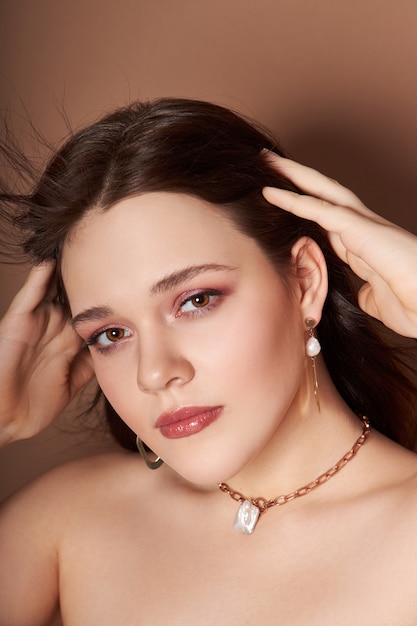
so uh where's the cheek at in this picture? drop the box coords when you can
[219,296,300,362]
[92,355,145,427]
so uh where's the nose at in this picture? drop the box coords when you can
[136,330,195,393]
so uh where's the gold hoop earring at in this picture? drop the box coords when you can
[305,318,321,412]
[136,437,164,470]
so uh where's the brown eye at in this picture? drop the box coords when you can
[179,290,220,316]
[105,328,126,342]
[86,327,132,350]
[191,293,210,307]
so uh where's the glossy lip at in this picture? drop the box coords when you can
[155,405,223,439]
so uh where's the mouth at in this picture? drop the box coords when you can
[155,406,223,439]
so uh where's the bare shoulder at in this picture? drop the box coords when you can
[0,450,150,625]
[1,449,146,518]
[0,449,157,558]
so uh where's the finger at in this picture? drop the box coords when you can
[264,153,370,214]
[44,321,85,358]
[262,186,399,284]
[68,348,95,397]
[262,186,358,230]
[262,186,356,268]
[357,282,417,338]
[357,282,382,321]
[7,262,56,315]
[264,186,416,277]
[262,186,390,237]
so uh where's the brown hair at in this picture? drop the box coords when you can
[2,98,417,449]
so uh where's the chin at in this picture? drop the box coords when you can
[170,455,248,488]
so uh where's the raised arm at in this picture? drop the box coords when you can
[0,262,94,446]
[263,154,417,338]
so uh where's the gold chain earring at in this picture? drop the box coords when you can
[305,318,321,412]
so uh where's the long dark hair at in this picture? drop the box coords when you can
[1,98,417,450]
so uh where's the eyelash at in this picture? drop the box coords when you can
[85,289,223,355]
[176,289,222,318]
[85,327,132,354]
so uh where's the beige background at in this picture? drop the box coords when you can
[1,0,417,501]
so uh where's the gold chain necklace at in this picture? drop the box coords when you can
[218,416,371,534]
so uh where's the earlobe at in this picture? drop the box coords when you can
[291,237,328,322]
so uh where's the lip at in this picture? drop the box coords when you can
[155,405,223,439]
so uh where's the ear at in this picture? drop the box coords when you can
[290,237,328,324]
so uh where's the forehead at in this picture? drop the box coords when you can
[63,192,245,265]
[61,192,273,308]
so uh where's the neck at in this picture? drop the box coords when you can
[222,362,363,499]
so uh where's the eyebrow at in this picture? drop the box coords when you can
[71,306,114,330]
[150,263,237,295]
[71,263,236,329]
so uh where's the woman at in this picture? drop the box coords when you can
[1,99,417,625]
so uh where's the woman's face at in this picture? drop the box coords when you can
[62,192,310,485]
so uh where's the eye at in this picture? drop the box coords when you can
[182,293,211,311]
[177,290,221,316]
[86,327,132,349]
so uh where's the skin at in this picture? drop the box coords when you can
[263,154,417,338]
[0,264,93,446]
[62,192,330,490]
[1,164,417,624]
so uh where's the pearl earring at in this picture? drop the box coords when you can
[305,318,321,411]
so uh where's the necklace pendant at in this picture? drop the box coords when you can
[233,500,260,534]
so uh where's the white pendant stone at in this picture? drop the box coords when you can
[306,336,321,357]
[233,500,260,534]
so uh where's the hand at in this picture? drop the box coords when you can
[263,154,417,338]
[0,263,94,445]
